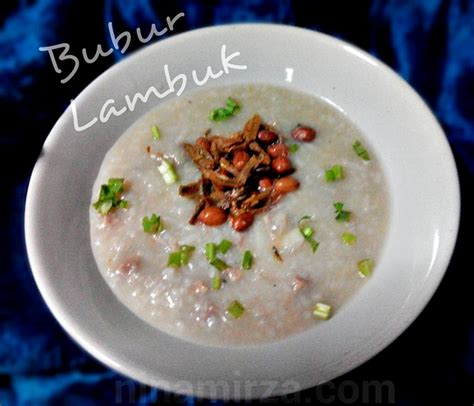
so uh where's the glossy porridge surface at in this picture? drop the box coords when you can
[90,84,389,345]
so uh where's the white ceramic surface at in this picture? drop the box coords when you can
[25,24,460,399]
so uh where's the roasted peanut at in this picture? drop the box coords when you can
[231,212,254,232]
[271,157,292,174]
[257,129,278,144]
[291,126,316,142]
[267,143,289,158]
[232,149,250,171]
[274,176,300,193]
[198,207,227,226]
[258,177,273,191]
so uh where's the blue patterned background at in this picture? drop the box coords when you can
[1,0,473,404]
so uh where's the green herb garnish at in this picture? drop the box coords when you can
[289,144,300,153]
[313,302,332,320]
[341,232,357,245]
[211,275,222,291]
[93,178,128,215]
[217,239,232,254]
[357,258,374,277]
[242,250,253,270]
[298,216,320,253]
[151,125,161,140]
[205,240,232,270]
[210,258,229,272]
[167,245,195,268]
[142,214,163,233]
[205,242,217,262]
[209,98,240,121]
[333,202,351,222]
[325,164,344,182]
[227,300,245,319]
[353,140,370,161]
[158,158,178,185]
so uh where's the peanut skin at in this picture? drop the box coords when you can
[291,126,316,142]
[267,143,289,158]
[274,176,300,193]
[231,212,254,232]
[257,129,278,144]
[198,207,227,226]
[232,149,250,171]
[258,177,273,191]
[271,157,292,174]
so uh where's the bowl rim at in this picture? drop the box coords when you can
[25,23,460,399]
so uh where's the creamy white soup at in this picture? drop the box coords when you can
[90,84,389,345]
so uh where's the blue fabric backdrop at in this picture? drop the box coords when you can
[1,0,473,404]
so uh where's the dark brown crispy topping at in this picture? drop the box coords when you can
[272,245,283,262]
[179,114,305,231]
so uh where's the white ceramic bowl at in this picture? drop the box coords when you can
[25,24,460,399]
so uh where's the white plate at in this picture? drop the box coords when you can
[25,24,460,399]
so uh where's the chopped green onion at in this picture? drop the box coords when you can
[205,242,217,262]
[93,178,128,215]
[341,232,357,245]
[325,164,344,182]
[288,144,300,153]
[205,240,232,270]
[217,239,232,254]
[241,250,253,270]
[142,214,163,233]
[179,245,195,264]
[301,226,314,238]
[209,98,240,121]
[226,97,238,110]
[334,202,351,222]
[167,245,195,268]
[98,200,113,214]
[158,158,178,185]
[353,140,370,161]
[151,125,161,140]
[167,252,182,268]
[313,302,332,320]
[358,258,374,277]
[298,216,320,253]
[211,275,222,291]
[227,300,245,319]
[210,258,229,272]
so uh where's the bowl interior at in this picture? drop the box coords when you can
[25,24,459,399]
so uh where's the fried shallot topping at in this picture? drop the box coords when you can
[179,115,301,232]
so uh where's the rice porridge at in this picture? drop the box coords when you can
[90,84,389,345]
